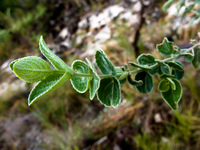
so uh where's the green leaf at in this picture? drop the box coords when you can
[97,77,121,107]
[129,62,151,70]
[137,54,156,65]
[160,79,182,110]
[192,47,200,69]
[182,49,194,62]
[162,0,177,12]
[167,78,176,90]
[135,71,154,94]
[181,4,195,19]
[149,66,159,75]
[9,59,18,71]
[157,37,178,57]
[10,56,54,83]
[39,36,73,74]
[85,58,100,100]
[160,74,175,79]
[158,79,170,92]
[95,49,116,76]
[176,0,185,14]
[171,62,184,80]
[115,67,128,84]
[28,72,72,105]
[160,63,170,74]
[71,60,91,93]
[166,61,184,71]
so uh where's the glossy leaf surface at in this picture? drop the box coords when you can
[97,77,121,107]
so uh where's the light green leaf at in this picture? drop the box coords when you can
[135,71,154,94]
[157,37,178,57]
[39,36,73,74]
[167,78,176,90]
[28,72,72,105]
[10,56,55,83]
[158,79,170,92]
[161,79,182,110]
[137,54,156,65]
[71,60,91,93]
[85,58,100,100]
[95,49,116,76]
[97,77,121,107]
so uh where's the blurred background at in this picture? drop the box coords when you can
[0,0,200,149]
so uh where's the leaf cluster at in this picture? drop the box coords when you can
[10,36,200,110]
[162,0,200,24]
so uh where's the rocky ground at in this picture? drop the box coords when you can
[0,0,200,149]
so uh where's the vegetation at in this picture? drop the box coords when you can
[1,0,200,149]
[10,36,200,110]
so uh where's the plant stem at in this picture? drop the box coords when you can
[73,43,200,79]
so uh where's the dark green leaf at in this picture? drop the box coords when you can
[71,60,91,93]
[149,66,159,75]
[28,72,72,105]
[135,72,154,94]
[85,58,100,100]
[160,63,170,74]
[161,79,182,110]
[137,54,156,65]
[95,49,116,76]
[10,56,54,83]
[166,61,184,71]
[97,77,121,107]
[157,37,178,57]
[39,36,73,74]
[171,61,184,80]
